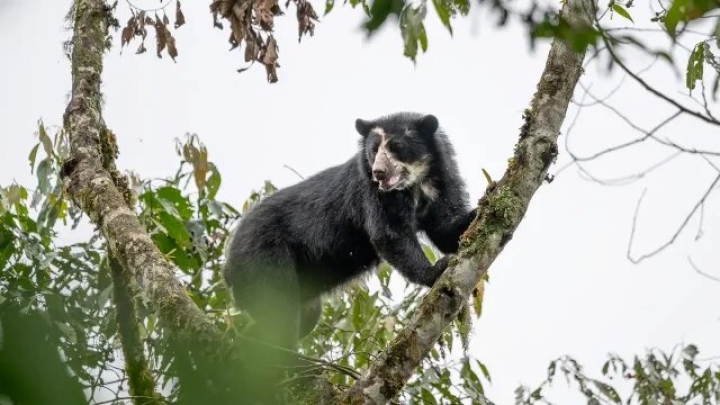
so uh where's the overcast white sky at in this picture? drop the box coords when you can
[2,0,719,403]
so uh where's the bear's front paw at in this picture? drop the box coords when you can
[427,255,452,286]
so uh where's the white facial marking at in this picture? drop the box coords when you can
[371,127,387,144]
[403,159,430,185]
[420,180,439,201]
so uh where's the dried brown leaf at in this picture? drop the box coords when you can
[154,14,167,58]
[175,0,186,28]
[163,12,170,25]
[237,63,254,74]
[166,32,178,61]
[136,41,147,54]
[262,35,279,83]
[214,0,234,16]
[231,18,244,46]
[121,18,136,47]
[244,36,257,61]
[294,0,318,42]
[254,0,279,30]
[233,1,245,18]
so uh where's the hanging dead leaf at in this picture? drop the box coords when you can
[136,41,147,54]
[254,0,280,30]
[244,34,257,61]
[293,0,318,41]
[166,32,178,61]
[261,35,279,83]
[231,21,244,47]
[175,0,186,28]
[237,62,255,73]
[154,14,167,58]
[121,17,136,47]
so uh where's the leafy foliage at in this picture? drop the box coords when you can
[516,345,720,405]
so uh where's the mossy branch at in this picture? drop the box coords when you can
[341,0,597,402]
[110,257,166,405]
[61,0,228,380]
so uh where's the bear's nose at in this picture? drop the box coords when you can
[373,169,387,181]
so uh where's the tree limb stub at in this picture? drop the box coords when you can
[342,0,597,402]
[62,0,226,353]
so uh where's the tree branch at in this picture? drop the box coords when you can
[341,0,596,401]
[110,256,165,405]
[61,0,227,361]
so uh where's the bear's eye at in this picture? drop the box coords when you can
[385,139,398,154]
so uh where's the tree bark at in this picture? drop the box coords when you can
[342,0,597,402]
[110,257,165,405]
[62,0,227,362]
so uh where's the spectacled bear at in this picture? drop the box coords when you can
[223,112,476,350]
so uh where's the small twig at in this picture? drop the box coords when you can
[234,334,361,379]
[628,173,720,264]
[125,0,174,13]
[600,33,720,127]
[283,164,305,180]
[687,256,720,283]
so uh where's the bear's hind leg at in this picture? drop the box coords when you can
[227,255,303,402]
[231,257,302,350]
[298,298,322,339]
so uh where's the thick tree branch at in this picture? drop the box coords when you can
[341,0,596,402]
[110,257,165,405]
[62,0,227,360]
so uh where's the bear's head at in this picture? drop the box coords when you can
[355,113,439,192]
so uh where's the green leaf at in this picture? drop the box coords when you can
[664,0,720,38]
[97,284,113,310]
[611,4,634,22]
[207,164,222,200]
[602,360,610,375]
[432,0,453,35]
[477,359,491,382]
[157,211,192,247]
[325,0,334,14]
[157,186,193,219]
[36,158,53,194]
[592,380,621,403]
[38,122,54,159]
[400,1,428,61]
[683,344,699,359]
[28,144,40,174]
[55,321,78,344]
[421,388,438,404]
[418,26,428,52]
[686,42,704,91]
[422,244,437,262]
[531,18,600,53]
[6,185,25,206]
[364,0,400,33]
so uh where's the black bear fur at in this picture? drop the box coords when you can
[223,112,476,350]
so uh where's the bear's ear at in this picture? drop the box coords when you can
[417,114,439,136]
[355,118,373,137]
